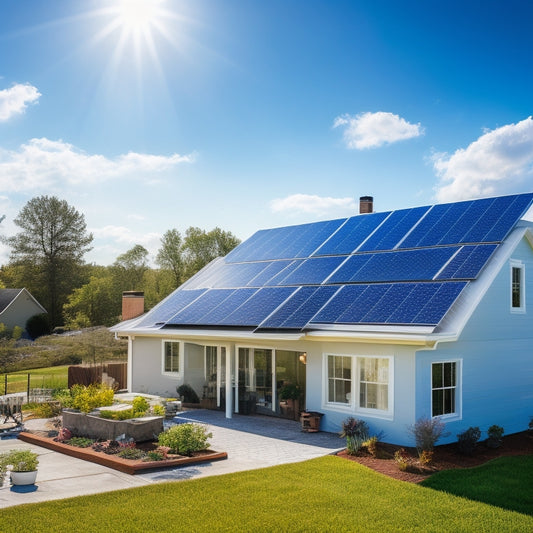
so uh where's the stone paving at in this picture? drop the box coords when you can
[0,410,343,508]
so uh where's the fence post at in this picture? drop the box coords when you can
[27,373,31,402]
[4,373,7,395]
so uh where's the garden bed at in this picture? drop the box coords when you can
[17,431,227,475]
[337,430,533,483]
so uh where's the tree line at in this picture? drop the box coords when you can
[0,196,240,330]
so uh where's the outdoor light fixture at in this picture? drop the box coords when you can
[299,352,307,364]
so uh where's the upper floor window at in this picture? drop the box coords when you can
[510,260,525,312]
[163,341,180,373]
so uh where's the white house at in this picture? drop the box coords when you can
[111,192,533,446]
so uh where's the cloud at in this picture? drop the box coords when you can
[270,194,357,216]
[433,117,533,202]
[0,83,41,121]
[91,225,161,246]
[0,138,195,192]
[334,111,423,149]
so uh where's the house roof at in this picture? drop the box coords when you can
[0,289,24,313]
[120,193,533,338]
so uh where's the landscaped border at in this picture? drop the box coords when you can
[18,432,227,475]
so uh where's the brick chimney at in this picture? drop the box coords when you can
[122,291,145,321]
[359,196,373,214]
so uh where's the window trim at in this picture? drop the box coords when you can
[510,259,526,313]
[431,359,462,421]
[323,353,394,419]
[161,340,183,377]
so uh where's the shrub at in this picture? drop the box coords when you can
[157,423,212,456]
[12,326,23,340]
[177,384,200,404]
[117,447,144,460]
[486,425,504,448]
[419,449,434,466]
[152,404,165,416]
[99,408,138,420]
[363,436,379,457]
[340,417,369,455]
[409,416,446,454]
[66,437,94,448]
[457,426,481,455]
[66,383,114,413]
[132,396,149,416]
[26,313,51,339]
[394,448,411,472]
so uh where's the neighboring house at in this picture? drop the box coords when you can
[0,288,47,334]
[111,192,533,446]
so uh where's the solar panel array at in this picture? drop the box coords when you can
[137,193,533,332]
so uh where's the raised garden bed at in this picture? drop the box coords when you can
[18,432,228,475]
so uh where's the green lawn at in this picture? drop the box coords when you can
[1,365,69,394]
[1,456,532,532]
[421,455,533,516]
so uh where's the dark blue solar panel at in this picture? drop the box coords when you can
[359,206,430,251]
[282,219,346,258]
[181,258,226,290]
[194,288,259,324]
[335,285,392,323]
[385,283,442,324]
[218,287,297,326]
[360,284,415,323]
[438,198,493,245]
[267,260,304,285]
[276,256,346,286]
[313,211,390,256]
[224,229,273,263]
[436,244,497,280]
[246,260,293,286]
[137,288,207,327]
[329,247,456,283]
[483,193,533,242]
[259,285,339,329]
[167,289,237,324]
[311,285,368,323]
[411,282,466,324]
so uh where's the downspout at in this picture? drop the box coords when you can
[225,344,233,419]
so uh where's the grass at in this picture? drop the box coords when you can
[1,365,69,394]
[1,456,532,532]
[421,455,533,516]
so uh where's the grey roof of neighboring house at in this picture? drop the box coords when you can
[0,288,23,314]
[122,192,533,334]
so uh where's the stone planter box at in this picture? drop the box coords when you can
[62,409,164,442]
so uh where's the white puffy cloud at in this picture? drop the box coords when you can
[334,111,423,149]
[433,117,533,202]
[0,83,41,121]
[270,194,356,216]
[0,137,195,192]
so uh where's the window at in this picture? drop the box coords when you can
[511,261,525,312]
[359,357,389,411]
[432,362,457,417]
[327,355,351,404]
[163,341,180,373]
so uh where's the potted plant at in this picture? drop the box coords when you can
[279,383,302,420]
[0,449,39,486]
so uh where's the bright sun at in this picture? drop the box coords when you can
[116,0,163,35]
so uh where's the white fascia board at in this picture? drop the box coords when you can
[436,226,531,341]
[302,329,449,346]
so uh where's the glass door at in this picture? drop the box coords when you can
[276,350,306,420]
[237,348,273,415]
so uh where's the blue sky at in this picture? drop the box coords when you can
[1,0,533,266]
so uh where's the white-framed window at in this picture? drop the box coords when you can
[327,355,352,404]
[325,354,393,417]
[510,260,525,313]
[431,360,461,418]
[162,340,181,375]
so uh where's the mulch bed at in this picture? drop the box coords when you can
[337,430,533,483]
[18,431,227,475]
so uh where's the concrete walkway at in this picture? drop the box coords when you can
[0,410,343,508]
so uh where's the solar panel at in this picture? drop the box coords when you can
[276,256,346,286]
[359,206,430,251]
[258,285,339,329]
[137,288,207,327]
[217,286,298,326]
[313,211,390,256]
[137,193,533,333]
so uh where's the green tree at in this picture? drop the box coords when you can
[3,196,93,328]
[112,244,149,292]
[183,227,240,279]
[155,229,184,287]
